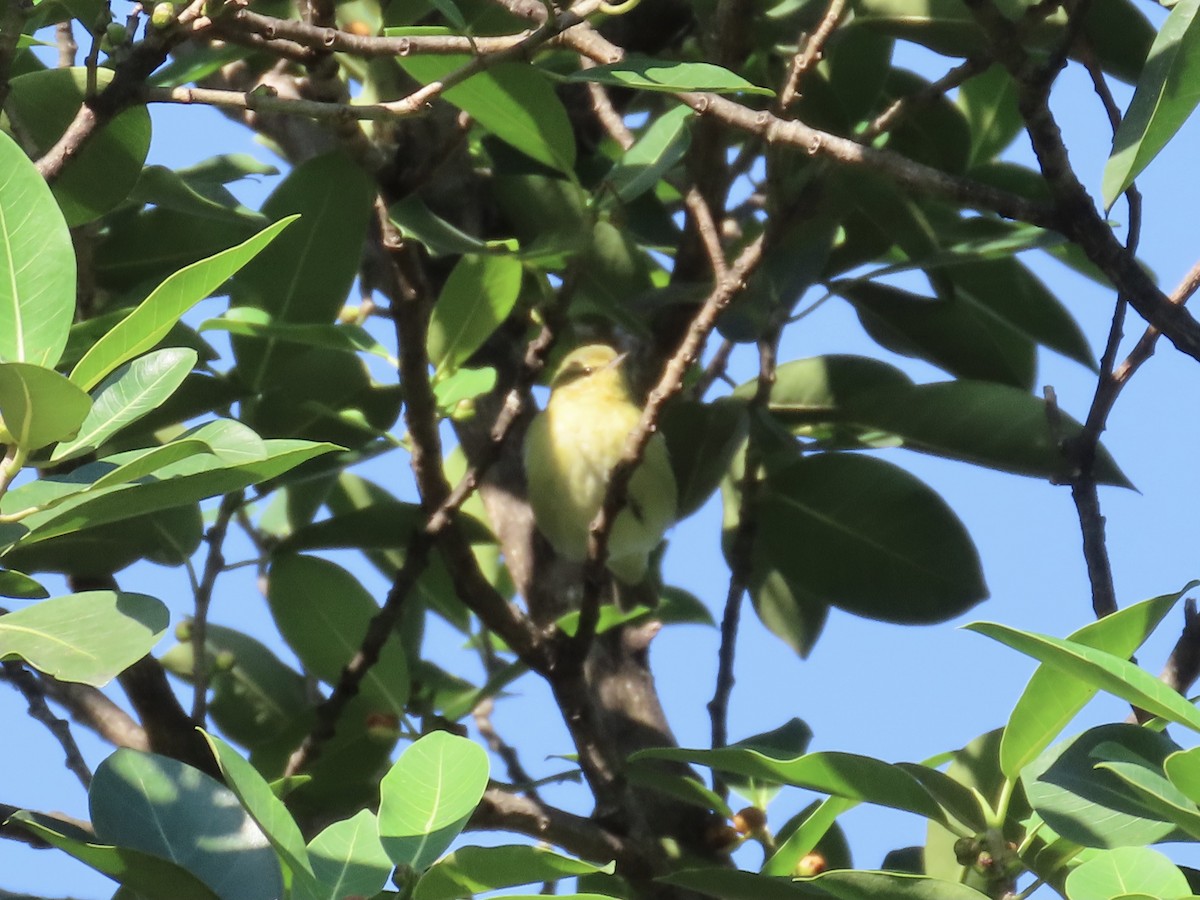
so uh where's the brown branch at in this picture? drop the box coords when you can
[0,662,92,789]
[961,0,1200,365]
[690,338,736,399]
[861,56,991,142]
[190,490,242,723]
[36,0,210,181]
[1161,598,1200,696]
[27,675,148,752]
[474,698,542,801]
[470,787,641,872]
[779,0,846,109]
[55,21,78,68]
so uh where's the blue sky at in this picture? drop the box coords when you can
[6,10,1200,894]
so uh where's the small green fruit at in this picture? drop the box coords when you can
[150,2,177,28]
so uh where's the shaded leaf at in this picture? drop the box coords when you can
[414,845,613,900]
[297,809,392,900]
[1066,847,1191,900]
[427,254,523,373]
[565,55,774,96]
[91,749,283,900]
[0,362,91,451]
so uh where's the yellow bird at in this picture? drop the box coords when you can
[524,344,677,585]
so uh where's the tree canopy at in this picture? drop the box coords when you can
[4,0,1200,897]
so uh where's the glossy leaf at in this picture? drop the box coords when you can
[9,811,220,900]
[0,362,91,450]
[756,453,987,624]
[267,554,409,713]
[967,621,1200,733]
[399,51,576,173]
[89,440,213,491]
[1022,724,1185,848]
[1103,0,1200,207]
[1000,587,1188,779]
[1097,757,1200,841]
[0,591,168,686]
[5,68,150,226]
[378,731,490,869]
[565,55,774,96]
[427,254,523,373]
[297,809,392,900]
[71,217,298,392]
[762,796,856,876]
[90,749,283,900]
[661,398,748,519]
[128,165,268,225]
[1067,847,1191,900]
[0,131,74,367]
[53,348,197,461]
[388,196,515,257]
[414,845,613,900]
[630,746,945,821]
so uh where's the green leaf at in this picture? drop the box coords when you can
[1022,723,1187,848]
[414,845,613,900]
[399,53,576,173]
[427,254,523,373]
[605,105,694,202]
[0,131,74,367]
[89,440,213,491]
[296,809,393,900]
[53,348,197,461]
[71,216,298,392]
[564,55,774,96]
[958,63,1023,167]
[762,796,856,876]
[127,165,269,225]
[1096,757,1200,841]
[200,309,397,366]
[378,731,490,869]
[5,440,337,547]
[200,731,313,879]
[0,567,47,599]
[90,749,284,900]
[0,362,92,450]
[267,554,409,713]
[663,867,990,899]
[229,153,374,391]
[967,621,1200,733]
[1166,747,1200,805]
[1103,0,1200,207]
[161,623,308,750]
[838,381,1130,487]
[5,67,151,226]
[1001,587,1189,779]
[660,398,748,519]
[756,453,987,624]
[388,196,516,257]
[838,280,1035,389]
[432,366,498,411]
[8,811,220,900]
[625,764,733,818]
[630,746,945,822]
[1067,848,1191,900]
[0,591,168,686]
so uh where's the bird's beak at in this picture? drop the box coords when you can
[606,351,629,371]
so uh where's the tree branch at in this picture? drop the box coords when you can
[0,662,91,790]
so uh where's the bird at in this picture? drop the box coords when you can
[523,344,677,585]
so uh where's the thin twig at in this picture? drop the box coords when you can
[861,56,991,141]
[56,21,78,68]
[779,0,846,109]
[708,330,778,796]
[0,661,92,789]
[190,490,242,723]
[26,674,148,751]
[474,698,543,801]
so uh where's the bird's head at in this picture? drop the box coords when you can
[548,344,631,402]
